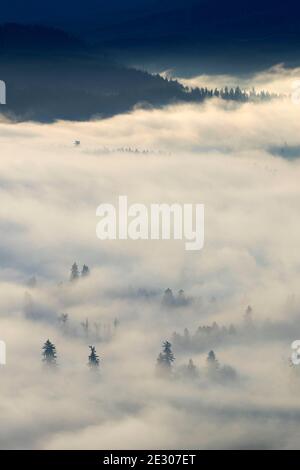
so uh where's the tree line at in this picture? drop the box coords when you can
[156,341,237,382]
[187,85,278,103]
[42,338,236,383]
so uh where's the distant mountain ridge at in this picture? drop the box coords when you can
[93,0,300,48]
[0,22,282,122]
[0,23,84,54]
[0,23,188,122]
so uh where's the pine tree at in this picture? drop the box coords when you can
[81,264,90,277]
[88,346,100,368]
[162,288,175,307]
[206,350,219,377]
[42,340,57,367]
[70,262,80,281]
[244,305,255,332]
[156,341,175,375]
[162,341,175,365]
[177,289,187,306]
[187,358,196,373]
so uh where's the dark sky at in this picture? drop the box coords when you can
[0,0,299,73]
[0,1,298,30]
[0,1,161,23]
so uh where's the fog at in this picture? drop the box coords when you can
[174,63,300,95]
[1,70,300,449]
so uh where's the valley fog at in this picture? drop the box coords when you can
[1,77,300,448]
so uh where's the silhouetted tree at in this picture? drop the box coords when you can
[244,305,255,331]
[70,262,79,281]
[88,346,99,368]
[177,289,188,306]
[206,350,219,376]
[162,288,175,307]
[81,264,90,277]
[156,341,175,376]
[42,340,57,367]
[183,327,190,344]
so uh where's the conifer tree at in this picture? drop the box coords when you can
[206,350,219,378]
[177,289,187,306]
[42,340,57,367]
[88,345,100,368]
[81,264,90,277]
[162,288,175,307]
[70,262,80,281]
[244,305,253,325]
[156,341,175,375]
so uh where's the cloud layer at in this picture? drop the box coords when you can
[1,79,300,449]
